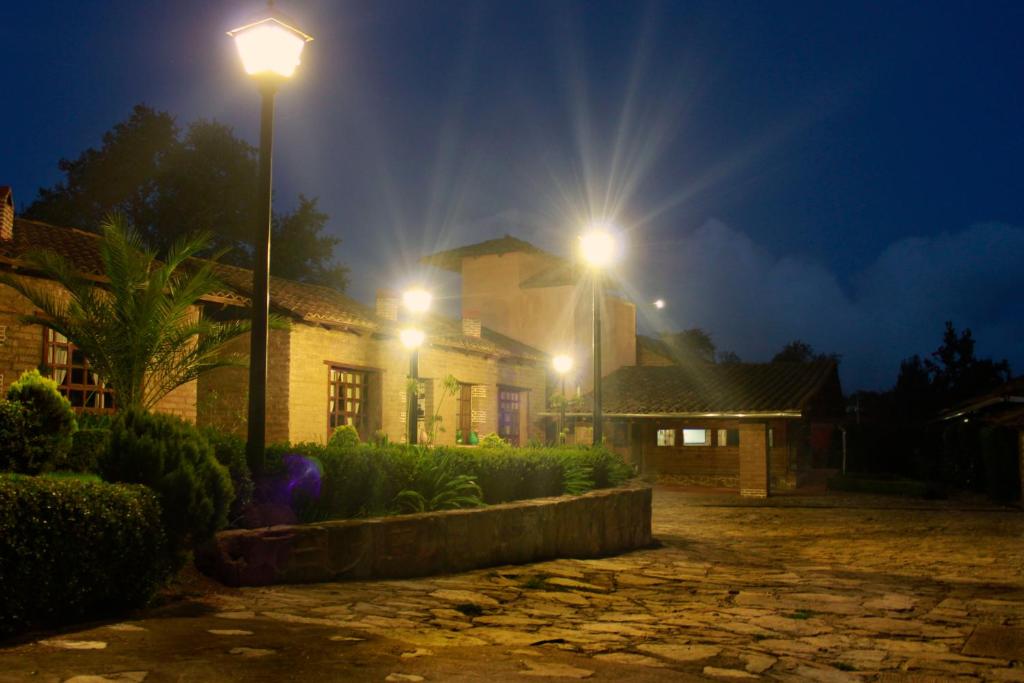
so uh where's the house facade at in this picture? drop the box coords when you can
[559,361,844,492]
[0,194,547,446]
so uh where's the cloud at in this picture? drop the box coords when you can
[648,220,1024,391]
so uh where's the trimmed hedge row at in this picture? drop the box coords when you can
[255,443,633,524]
[0,476,171,636]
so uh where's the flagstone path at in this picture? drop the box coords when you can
[2,488,1023,681]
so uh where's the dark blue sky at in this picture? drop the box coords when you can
[2,1,1022,390]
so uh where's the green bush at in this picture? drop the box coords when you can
[254,442,632,524]
[0,402,30,472]
[2,370,78,474]
[0,475,171,636]
[328,424,361,449]
[202,429,253,524]
[62,428,111,473]
[99,410,233,557]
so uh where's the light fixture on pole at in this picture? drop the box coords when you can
[653,298,665,310]
[400,328,426,445]
[402,287,433,315]
[229,4,313,469]
[579,225,621,447]
[552,354,574,445]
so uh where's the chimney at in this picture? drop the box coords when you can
[375,289,398,321]
[0,187,12,241]
[462,309,482,338]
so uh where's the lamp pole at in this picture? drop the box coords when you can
[592,273,602,446]
[246,81,277,469]
[408,348,419,445]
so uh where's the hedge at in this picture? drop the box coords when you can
[0,476,171,636]
[253,443,633,524]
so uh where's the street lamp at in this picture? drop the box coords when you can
[400,328,426,445]
[552,354,573,444]
[653,299,665,310]
[402,287,433,315]
[579,225,620,446]
[229,6,313,468]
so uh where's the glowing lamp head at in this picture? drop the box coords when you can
[579,226,620,269]
[402,287,433,315]
[228,16,313,79]
[552,354,574,375]
[653,299,665,310]
[399,328,425,350]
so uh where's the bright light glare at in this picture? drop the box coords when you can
[653,299,665,309]
[579,227,620,268]
[402,287,433,315]
[399,328,425,350]
[230,19,309,78]
[552,354,574,374]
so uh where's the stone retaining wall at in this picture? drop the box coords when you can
[197,483,652,587]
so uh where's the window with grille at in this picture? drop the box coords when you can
[328,366,367,437]
[457,383,474,442]
[498,388,522,446]
[656,429,675,446]
[43,329,116,412]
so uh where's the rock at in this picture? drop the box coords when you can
[962,625,1024,660]
[579,622,654,637]
[429,589,500,608]
[385,675,425,682]
[208,629,253,636]
[38,640,107,650]
[864,594,916,612]
[329,635,365,642]
[229,647,275,657]
[593,652,667,667]
[637,643,721,662]
[545,578,607,593]
[741,653,777,674]
[530,591,589,607]
[400,648,434,659]
[519,659,594,678]
[64,674,147,683]
[474,615,551,627]
[792,665,860,682]
[465,627,547,647]
[215,611,256,620]
[749,615,831,637]
[702,666,758,679]
[104,624,147,632]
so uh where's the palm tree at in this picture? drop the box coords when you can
[0,215,255,411]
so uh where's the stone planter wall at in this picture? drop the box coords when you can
[197,483,652,587]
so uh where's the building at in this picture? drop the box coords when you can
[562,360,844,493]
[0,196,547,446]
[421,236,637,394]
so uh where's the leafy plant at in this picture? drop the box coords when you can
[479,432,509,448]
[393,454,484,513]
[0,216,259,410]
[62,428,111,473]
[1,370,78,474]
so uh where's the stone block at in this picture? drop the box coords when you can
[372,514,446,578]
[325,520,375,580]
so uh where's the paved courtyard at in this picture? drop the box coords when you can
[3,488,1023,682]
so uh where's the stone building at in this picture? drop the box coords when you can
[0,198,547,445]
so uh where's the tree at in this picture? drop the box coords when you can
[661,328,716,363]
[716,350,742,364]
[24,105,349,292]
[771,340,838,363]
[0,216,254,410]
[923,321,1011,404]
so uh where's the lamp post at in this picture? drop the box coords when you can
[653,298,665,310]
[400,328,426,444]
[579,228,619,446]
[228,7,313,468]
[400,286,432,445]
[552,354,573,444]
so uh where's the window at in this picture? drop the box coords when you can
[498,388,522,446]
[682,428,710,446]
[43,329,115,412]
[328,366,367,437]
[656,429,675,446]
[717,428,739,447]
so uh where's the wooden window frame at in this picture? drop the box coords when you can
[327,365,368,439]
[41,328,116,413]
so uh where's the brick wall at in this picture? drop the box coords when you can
[739,423,769,497]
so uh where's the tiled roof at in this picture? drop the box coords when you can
[939,377,1024,424]
[636,334,674,361]
[571,360,841,417]
[0,217,541,361]
[420,235,551,272]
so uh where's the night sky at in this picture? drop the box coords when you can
[2,1,1022,391]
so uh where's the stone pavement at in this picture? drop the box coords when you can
[3,488,1023,681]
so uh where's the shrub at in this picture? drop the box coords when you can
[202,429,253,525]
[99,410,233,557]
[328,424,361,449]
[249,442,632,524]
[0,402,30,472]
[2,370,78,474]
[61,428,111,473]
[0,476,170,636]
[479,432,509,448]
